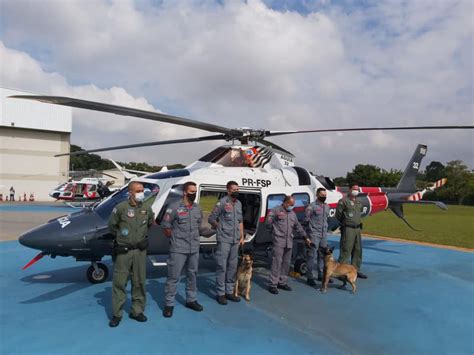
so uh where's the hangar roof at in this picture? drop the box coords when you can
[0,87,71,133]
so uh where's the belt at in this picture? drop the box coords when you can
[343,223,362,229]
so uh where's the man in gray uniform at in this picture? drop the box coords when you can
[162,181,211,318]
[265,195,311,294]
[208,181,244,305]
[303,188,331,286]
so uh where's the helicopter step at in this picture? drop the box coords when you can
[148,255,168,267]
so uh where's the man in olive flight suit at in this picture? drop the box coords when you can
[208,181,245,305]
[108,182,154,327]
[265,195,312,294]
[303,187,331,286]
[161,181,213,318]
[336,183,368,279]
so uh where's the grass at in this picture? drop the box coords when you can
[197,193,474,249]
[199,194,219,213]
[363,204,474,249]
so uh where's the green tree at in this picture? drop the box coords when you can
[436,160,474,205]
[333,176,347,186]
[346,164,383,186]
[69,145,184,175]
[425,161,446,182]
[380,169,402,187]
[69,145,114,171]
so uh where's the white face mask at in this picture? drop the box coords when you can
[134,192,145,202]
[351,190,359,197]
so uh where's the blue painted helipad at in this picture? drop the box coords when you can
[0,236,473,355]
[0,204,75,213]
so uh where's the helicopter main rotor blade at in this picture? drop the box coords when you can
[10,95,239,136]
[55,134,227,157]
[266,125,474,137]
[101,172,118,179]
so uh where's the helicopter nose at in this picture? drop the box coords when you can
[19,226,52,251]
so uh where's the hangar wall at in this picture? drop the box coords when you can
[0,87,72,201]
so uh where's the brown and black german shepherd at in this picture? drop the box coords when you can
[234,254,253,301]
[320,247,358,294]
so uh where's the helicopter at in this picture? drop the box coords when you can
[49,159,156,203]
[50,177,115,202]
[11,95,472,283]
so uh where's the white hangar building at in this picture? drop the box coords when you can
[0,87,72,201]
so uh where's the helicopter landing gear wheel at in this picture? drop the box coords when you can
[87,262,109,284]
[294,259,307,275]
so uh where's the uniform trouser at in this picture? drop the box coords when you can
[307,236,327,279]
[270,245,292,288]
[215,242,239,296]
[112,249,147,318]
[164,252,199,307]
[338,227,362,270]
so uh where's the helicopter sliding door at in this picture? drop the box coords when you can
[253,192,310,246]
[198,186,261,244]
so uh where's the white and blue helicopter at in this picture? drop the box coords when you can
[12,95,472,283]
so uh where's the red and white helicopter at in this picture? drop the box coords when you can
[12,95,472,283]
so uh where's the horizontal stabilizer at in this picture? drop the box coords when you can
[391,199,448,210]
[407,178,447,201]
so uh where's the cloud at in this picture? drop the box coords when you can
[1,0,472,177]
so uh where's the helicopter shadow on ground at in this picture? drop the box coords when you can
[19,263,107,304]
[361,238,402,255]
[321,240,400,269]
[144,256,218,311]
[94,286,117,319]
[328,237,401,255]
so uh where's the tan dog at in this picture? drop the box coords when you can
[234,254,253,301]
[320,247,358,294]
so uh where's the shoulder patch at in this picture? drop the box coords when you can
[112,207,117,214]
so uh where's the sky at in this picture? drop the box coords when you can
[1,0,473,177]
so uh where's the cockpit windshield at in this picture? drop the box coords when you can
[94,182,160,219]
[198,146,273,168]
[52,182,67,191]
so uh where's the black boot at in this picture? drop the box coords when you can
[268,286,279,294]
[216,295,228,305]
[277,284,292,291]
[108,316,121,327]
[186,301,204,312]
[226,294,241,302]
[129,313,147,322]
[163,306,174,318]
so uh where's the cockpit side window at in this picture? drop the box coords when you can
[198,147,230,163]
[156,184,184,224]
[198,146,272,168]
[94,182,160,219]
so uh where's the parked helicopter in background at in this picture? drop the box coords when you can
[11,94,472,283]
[49,160,159,203]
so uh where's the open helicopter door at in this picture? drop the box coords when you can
[198,185,262,246]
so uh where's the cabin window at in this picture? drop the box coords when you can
[266,194,286,213]
[292,193,310,222]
